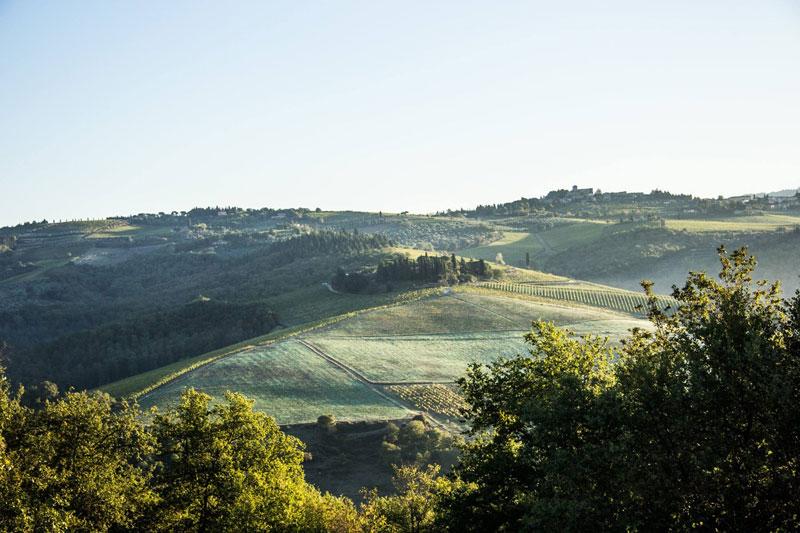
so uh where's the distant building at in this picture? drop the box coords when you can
[545,185,594,203]
[571,185,594,197]
[728,194,755,204]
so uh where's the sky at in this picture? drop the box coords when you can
[1,1,799,226]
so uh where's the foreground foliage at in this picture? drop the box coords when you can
[0,383,371,532]
[443,247,800,531]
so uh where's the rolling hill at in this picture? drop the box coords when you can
[125,282,652,425]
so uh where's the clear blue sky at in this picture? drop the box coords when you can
[1,1,799,226]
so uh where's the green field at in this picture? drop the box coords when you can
[459,231,546,267]
[665,214,800,233]
[308,320,642,384]
[458,220,610,267]
[139,340,410,424]
[307,333,527,383]
[537,221,610,251]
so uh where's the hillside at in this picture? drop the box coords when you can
[0,224,404,389]
[133,284,651,426]
[3,190,799,395]
[454,214,800,294]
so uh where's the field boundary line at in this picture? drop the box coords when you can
[296,340,424,419]
[298,339,457,431]
[311,330,527,339]
[298,340,454,387]
[447,293,520,326]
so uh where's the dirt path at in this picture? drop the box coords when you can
[298,339,451,430]
[532,231,556,255]
[298,339,453,387]
[322,282,341,294]
[447,293,521,327]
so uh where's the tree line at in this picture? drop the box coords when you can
[267,230,391,264]
[11,300,279,391]
[376,254,491,284]
[332,253,493,293]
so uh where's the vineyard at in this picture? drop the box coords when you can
[386,384,467,419]
[478,281,677,315]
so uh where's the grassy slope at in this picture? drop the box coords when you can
[664,213,800,232]
[537,220,610,251]
[459,231,544,267]
[99,287,441,398]
[139,341,410,423]
[304,289,645,384]
[100,321,315,398]
[308,333,528,383]
[458,220,609,268]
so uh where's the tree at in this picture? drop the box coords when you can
[381,418,458,469]
[0,372,363,532]
[0,361,26,531]
[361,464,456,533]
[0,390,155,531]
[442,247,800,531]
[317,414,337,434]
[151,389,312,531]
[525,251,530,267]
[612,247,800,530]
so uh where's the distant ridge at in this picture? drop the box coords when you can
[766,187,800,198]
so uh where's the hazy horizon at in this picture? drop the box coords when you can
[3,181,800,228]
[2,1,799,227]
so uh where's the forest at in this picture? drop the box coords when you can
[331,253,493,293]
[13,300,279,390]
